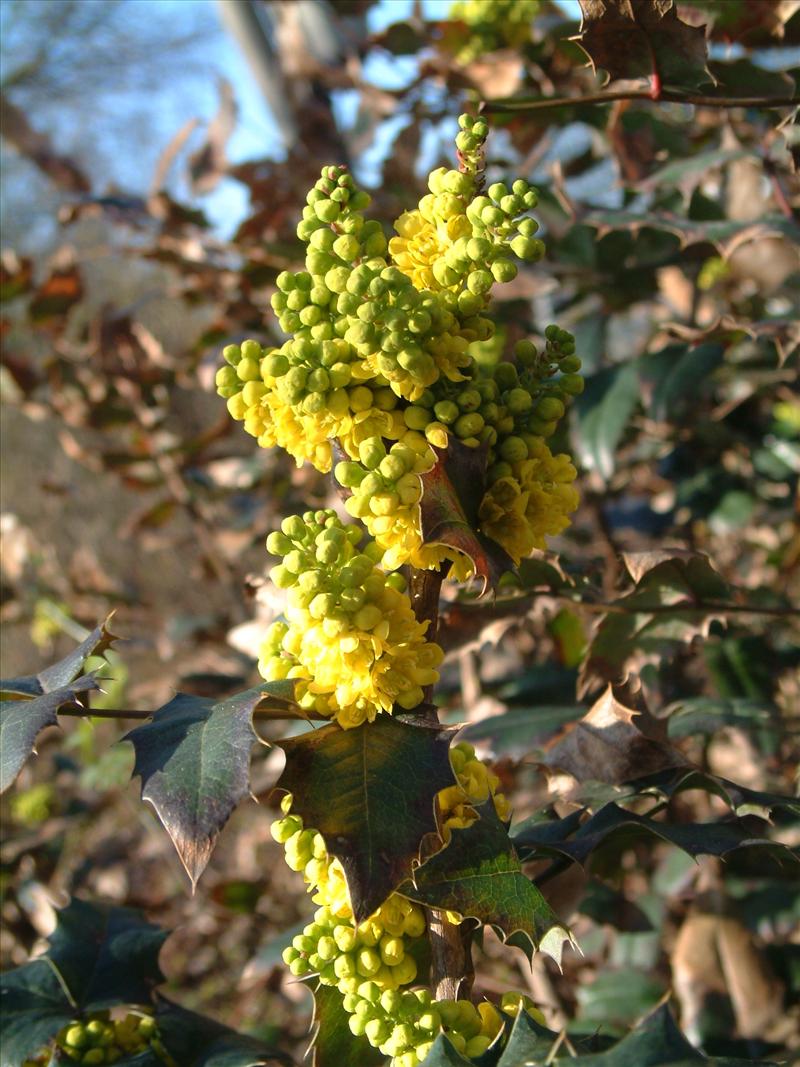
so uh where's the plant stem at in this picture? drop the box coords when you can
[409,564,475,1002]
[483,89,799,114]
[56,703,327,722]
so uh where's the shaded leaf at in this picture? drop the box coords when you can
[494,1007,559,1065]
[276,716,455,922]
[156,1000,292,1067]
[0,960,74,1066]
[579,553,732,695]
[571,362,639,481]
[583,213,795,254]
[542,687,686,785]
[46,898,167,1012]
[634,767,800,817]
[458,705,584,759]
[126,684,285,887]
[402,800,572,964]
[420,439,515,592]
[513,801,798,870]
[638,344,725,422]
[575,0,712,92]
[0,675,98,794]
[310,982,383,1067]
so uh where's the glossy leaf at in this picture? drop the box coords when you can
[494,1008,560,1065]
[402,800,572,964]
[417,1033,476,1066]
[458,705,584,759]
[571,362,639,481]
[156,1000,291,1066]
[276,716,455,921]
[126,684,287,886]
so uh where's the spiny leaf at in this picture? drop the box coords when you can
[275,716,455,922]
[575,0,713,92]
[578,552,732,696]
[126,684,284,887]
[542,687,686,785]
[417,1033,475,1066]
[420,438,515,592]
[0,675,99,794]
[401,800,572,965]
[309,982,383,1067]
[582,213,795,255]
[558,1003,703,1065]
[494,1008,560,1065]
[0,960,75,1066]
[1,616,119,791]
[512,801,799,870]
[46,898,167,1012]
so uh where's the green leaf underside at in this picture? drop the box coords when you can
[0,675,99,793]
[512,801,798,870]
[126,685,270,887]
[276,716,455,922]
[420,438,515,591]
[401,800,570,963]
[0,616,119,793]
[46,898,167,1013]
[310,982,384,1067]
[0,960,74,1066]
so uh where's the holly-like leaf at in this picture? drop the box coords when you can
[512,800,799,870]
[156,1000,292,1067]
[542,687,686,785]
[560,1003,704,1065]
[0,960,75,1066]
[401,800,573,964]
[417,1033,475,1066]
[494,1008,560,1066]
[275,716,455,922]
[46,898,167,1012]
[1,617,118,793]
[125,684,287,887]
[0,675,99,794]
[571,362,639,482]
[420,439,515,592]
[634,766,800,818]
[309,982,383,1067]
[578,552,732,696]
[575,0,713,92]
[583,212,796,255]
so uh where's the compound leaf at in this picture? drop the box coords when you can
[402,800,572,964]
[126,684,281,887]
[275,716,455,922]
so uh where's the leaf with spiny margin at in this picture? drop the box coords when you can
[401,800,572,964]
[46,897,167,1012]
[578,551,732,697]
[633,767,800,818]
[0,616,118,793]
[0,960,75,1066]
[275,716,455,922]
[126,682,291,887]
[512,801,799,871]
[417,1033,475,1066]
[309,982,383,1067]
[494,1008,560,1065]
[575,0,713,92]
[155,1000,292,1066]
[420,438,515,593]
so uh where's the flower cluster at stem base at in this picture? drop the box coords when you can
[24,1012,167,1066]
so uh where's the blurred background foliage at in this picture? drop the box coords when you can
[1,0,798,1064]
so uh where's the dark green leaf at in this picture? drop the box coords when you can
[707,58,797,99]
[571,363,639,481]
[665,697,783,740]
[402,800,572,963]
[156,1000,291,1066]
[458,706,584,759]
[576,968,666,1029]
[310,982,383,1067]
[46,898,167,1012]
[417,1033,476,1066]
[576,0,712,91]
[577,880,654,932]
[125,685,277,886]
[0,675,98,793]
[37,617,117,692]
[513,801,799,870]
[275,716,455,921]
[638,344,725,422]
[0,960,74,1066]
[494,1008,559,1066]
[633,767,800,817]
[583,213,795,253]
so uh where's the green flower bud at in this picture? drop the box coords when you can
[535,396,565,421]
[561,373,585,395]
[491,258,517,283]
[499,435,529,463]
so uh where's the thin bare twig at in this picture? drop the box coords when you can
[483,90,799,114]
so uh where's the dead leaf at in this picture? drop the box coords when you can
[188,79,237,196]
[541,686,686,784]
[0,92,90,193]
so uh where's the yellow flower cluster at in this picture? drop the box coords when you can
[258,510,443,728]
